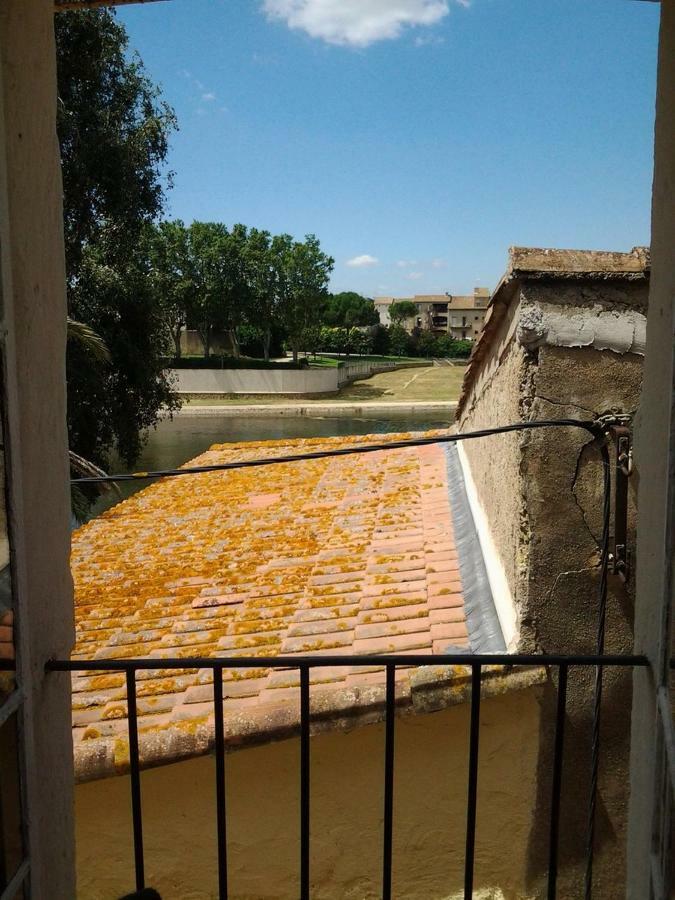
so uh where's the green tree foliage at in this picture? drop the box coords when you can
[56,9,179,466]
[278,235,334,363]
[322,292,378,328]
[66,240,177,466]
[245,230,292,361]
[415,330,439,358]
[145,220,196,360]
[371,324,391,355]
[185,222,252,358]
[388,300,419,326]
[388,325,412,357]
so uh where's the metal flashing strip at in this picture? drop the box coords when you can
[444,444,506,653]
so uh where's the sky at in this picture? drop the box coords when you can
[117,0,660,297]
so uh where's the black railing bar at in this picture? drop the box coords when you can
[70,418,602,485]
[299,665,310,900]
[547,662,569,900]
[0,858,30,900]
[45,653,651,672]
[0,686,24,729]
[656,686,675,796]
[213,665,228,900]
[125,668,145,892]
[585,439,612,900]
[464,663,481,900]
[382,663,396,900]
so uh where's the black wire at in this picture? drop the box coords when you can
[70,418,602,485]
[584,440,612,900]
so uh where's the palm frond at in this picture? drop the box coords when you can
[67,317,111,363]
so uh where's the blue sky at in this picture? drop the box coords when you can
[118,0,660,296]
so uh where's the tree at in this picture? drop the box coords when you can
[415,330,439,358]
[278,235,334,364]
[145,220,195,360]
[245,230,291,361]
[388,300,419,327]
[56,9,179,467]
[322,292,378,328]
[184,222,251,359]
[66,240,179,466]
[388,325,411,357]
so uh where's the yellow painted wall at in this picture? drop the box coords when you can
[76,685,543,900]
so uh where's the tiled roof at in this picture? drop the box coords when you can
[70,432,489,779]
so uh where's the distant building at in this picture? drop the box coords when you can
[374,287,490,340]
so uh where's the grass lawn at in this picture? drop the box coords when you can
[182,363,467,406]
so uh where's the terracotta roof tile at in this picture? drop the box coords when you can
[69,431,489,778]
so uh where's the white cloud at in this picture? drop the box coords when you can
[431,258,447,269]
[262,0,452,47]
[407,271,424,280]
[396,259,417,268]
[201,92,217,102]
[346,254,379,268]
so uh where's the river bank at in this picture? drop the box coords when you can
[174,400,458,417]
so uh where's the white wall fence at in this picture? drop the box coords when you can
[169,359,424,395]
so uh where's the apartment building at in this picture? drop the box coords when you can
[374,287,490,340]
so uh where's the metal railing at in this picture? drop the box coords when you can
[47,651,650,900]
[52,415,657,897]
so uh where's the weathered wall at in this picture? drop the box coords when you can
[628,0,675,893]
[76,684,543,900]
[455,285,527,649]
[457,275,648,897]
[0,0,75,895]
[180,328,233,357]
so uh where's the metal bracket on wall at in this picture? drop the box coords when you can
[597,415,633,582]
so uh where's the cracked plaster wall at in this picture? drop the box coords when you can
[457,277,647,898]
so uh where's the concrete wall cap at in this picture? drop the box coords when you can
[456,246,651,420]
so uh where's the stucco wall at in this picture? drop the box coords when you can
[457,275,648,897]
[75,684,543,900]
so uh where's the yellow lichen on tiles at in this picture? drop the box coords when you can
[70,430,469,746]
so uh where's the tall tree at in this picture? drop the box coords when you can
[278,235,334,363]
[56,9,179,466]
[244,230,292,362]
[186,222,251,358]
[145,220,195,360]
[388,300,419,327]
[323,292,379,328]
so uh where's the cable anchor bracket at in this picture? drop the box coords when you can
[596,414,633,582]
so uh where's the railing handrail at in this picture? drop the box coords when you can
[43,651,651,672]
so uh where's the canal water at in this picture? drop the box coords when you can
[89,410,455,518]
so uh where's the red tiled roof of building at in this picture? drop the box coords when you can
[69,432,484,779]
